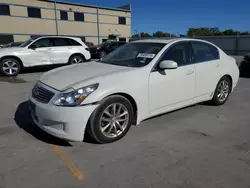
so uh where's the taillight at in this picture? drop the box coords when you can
[85,48,89,51]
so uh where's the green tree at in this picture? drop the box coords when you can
[152,31,168,37]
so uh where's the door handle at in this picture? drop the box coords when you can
[216,63,220,67]
[186,70,194,75]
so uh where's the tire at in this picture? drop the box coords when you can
[98,51,106,59]
[0,58,21,76]
[88,95,134,144]
[68,55,85,65]
[211,76,231,105]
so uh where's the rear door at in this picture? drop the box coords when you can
[50,38,72,64]
[191,41,221,99]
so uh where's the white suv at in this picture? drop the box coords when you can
[0,36,91,76]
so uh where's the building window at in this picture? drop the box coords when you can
[0,5,10,15]
[0,35,14,45]
[60,11,68,20]
[27,7,41,18]
[118,17,126,25]
[74,12,84,21]
[119,37,126,42]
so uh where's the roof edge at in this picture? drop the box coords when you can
[39,0,131,12]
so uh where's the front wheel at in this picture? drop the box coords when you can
[211,76,231,105]
[87,95,134,144]
[0,58,21,76]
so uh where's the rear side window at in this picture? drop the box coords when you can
[52,38,71,46]
[192,42,219,63]
[69,39,82,46]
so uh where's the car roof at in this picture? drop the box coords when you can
[36,36,81,40]
[132,38,214,45]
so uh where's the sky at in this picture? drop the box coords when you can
[61,0,250,35]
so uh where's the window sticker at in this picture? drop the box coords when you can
[137,53,156,58]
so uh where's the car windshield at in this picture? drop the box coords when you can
[19,39,35,47]
[99,42,166,67]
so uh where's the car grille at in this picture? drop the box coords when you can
[32,83,55,104]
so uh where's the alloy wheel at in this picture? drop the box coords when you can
[72,57,83,64]
[217,80,229,102]
[99,103,129,138]
[2,60,19,75]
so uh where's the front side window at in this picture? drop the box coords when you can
[100,42,166,67]
[32,38,51,48]
[74,12,84,21]
[192,42,219,63]
[160,42,191,66]
[51,38,70,47]
[0,5,10,15]
[27,7,41,18]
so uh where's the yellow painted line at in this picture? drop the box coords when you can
[51,145,84,181]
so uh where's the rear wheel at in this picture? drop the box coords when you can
[0,58,21,76]
[87,95,134,144]
[211,76,231,105]
[68,55,85,65]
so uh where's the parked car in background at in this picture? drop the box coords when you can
[29,38,239,144]
[238,53,250,77]
[89,41,126,58]
[0,41,24,48]
[0,36,91,76]
[85,42,94,47]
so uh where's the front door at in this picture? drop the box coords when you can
[149,42,195,113]
[23,38,53,66]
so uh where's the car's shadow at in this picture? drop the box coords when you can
[14,101,72,146]
[14,101,97,146]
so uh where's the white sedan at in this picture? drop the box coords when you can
[29,38,239,143]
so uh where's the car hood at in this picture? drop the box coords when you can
[40,61,135,91]
[0,47,24,54]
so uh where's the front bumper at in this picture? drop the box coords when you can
[29,96,98,142]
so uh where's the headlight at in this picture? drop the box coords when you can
[53,83,99,106]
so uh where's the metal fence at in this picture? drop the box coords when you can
[129,35,250,55]
[194,35,250,55]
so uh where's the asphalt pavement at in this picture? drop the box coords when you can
[0,67,250,188]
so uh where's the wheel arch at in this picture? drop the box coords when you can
[222,74,233,92]
[0,55,24,67]
[68,53,86,63]
[105,92,138,125]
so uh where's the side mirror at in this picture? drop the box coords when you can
[159,60,178,70]
[29,44,37,50]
